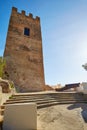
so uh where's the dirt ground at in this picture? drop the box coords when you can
[37,103,87,130]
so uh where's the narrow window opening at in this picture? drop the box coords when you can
[24,28,30,36]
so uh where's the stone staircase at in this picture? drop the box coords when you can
[0,92,87,116]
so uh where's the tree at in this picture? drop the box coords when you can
[0,57,6,78]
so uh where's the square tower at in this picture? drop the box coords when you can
[4,7,45,92]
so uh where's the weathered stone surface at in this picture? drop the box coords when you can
[4,7,45,92]
[0,78,11,93]
[45,85,54,91]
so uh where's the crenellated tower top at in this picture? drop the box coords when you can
[12,7,40,22]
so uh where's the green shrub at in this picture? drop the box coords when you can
[0,57,6,78]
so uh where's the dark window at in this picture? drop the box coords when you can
[24,28,30,36]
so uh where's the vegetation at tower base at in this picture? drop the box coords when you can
[0,57,6,78]
[0,57,16,93]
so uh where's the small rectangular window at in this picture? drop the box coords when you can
[24,28,30,36]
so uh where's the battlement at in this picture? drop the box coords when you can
[12,7,40,22]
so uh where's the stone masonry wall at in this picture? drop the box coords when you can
[4,7,45,92]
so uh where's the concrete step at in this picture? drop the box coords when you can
[0,115,3,129]
[10,94,83,98]
[0,108,4,115]
[2,100,87,110]
[11,93,84,100]
[0,106,5,109]
[13,92,80,95]
[6,96,83,102]
[37,100,87,109]
[7,97,55,101]
[5,92,85,106]
[4,99,57,104]
[6,97,85,102]
[1,100,87,116]
[12,92,83,98]
[4,98,87,105]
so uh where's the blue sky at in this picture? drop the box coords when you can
[0,0,87,85]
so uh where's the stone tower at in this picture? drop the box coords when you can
[4,7,45,92]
